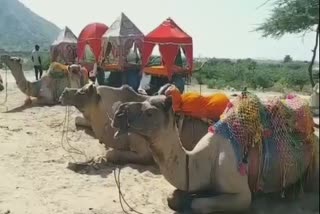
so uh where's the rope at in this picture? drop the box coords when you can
[113,166,145,214]
[60,106,88,161]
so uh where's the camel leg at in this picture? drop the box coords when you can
[190,191,251,214]
[305,137,319,192]
[75,116,91,128]
[106,149,154,165]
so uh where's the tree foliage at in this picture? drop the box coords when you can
[256,0,319,37]
[283,55,293,63]
[193,58,312,92]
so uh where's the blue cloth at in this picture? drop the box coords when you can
[171,74,185,93]
[126,68,141,91]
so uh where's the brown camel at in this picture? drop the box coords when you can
[59,83,209,165]
[112,95,319,213]
[0,55,87,105]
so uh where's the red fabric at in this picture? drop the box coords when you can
[77,23,108,61]
[142,42,155,67]
[144,18,192,44]
[142,18,193,77]
[159,44,180,78]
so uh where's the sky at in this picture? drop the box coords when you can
[20,0,319,61]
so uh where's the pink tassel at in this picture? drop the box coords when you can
[208,126,215,134]
[238,163,248,176]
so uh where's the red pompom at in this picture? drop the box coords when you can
[208,126,215,133]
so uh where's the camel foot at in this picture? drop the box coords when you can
[167,189,192,212]
[24,98,32,106]
[75,116,91,128]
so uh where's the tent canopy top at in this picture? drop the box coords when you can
[144,18,192,44]
[51,26,77,46]
[102,12,144,39]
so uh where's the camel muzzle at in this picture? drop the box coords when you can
[113,109,130,139]
[59,89,76,105]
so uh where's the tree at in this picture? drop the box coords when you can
[283,55,293,63]
[256,0,319,87]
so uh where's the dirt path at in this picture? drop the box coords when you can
[0,77,318,214]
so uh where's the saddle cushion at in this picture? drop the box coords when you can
[166,85,229,121]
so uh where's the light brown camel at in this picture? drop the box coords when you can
[59,83,209,165]
[0,55,87,105]
[112,95,319,214]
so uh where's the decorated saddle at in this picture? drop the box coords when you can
[210,92,315,193]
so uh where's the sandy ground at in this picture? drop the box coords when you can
[0,70,319,214]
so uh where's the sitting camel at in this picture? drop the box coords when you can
[59,83,211,165]
[0,55,88,105]
[112,94,319,213]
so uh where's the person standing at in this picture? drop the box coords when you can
[31,45,43,80]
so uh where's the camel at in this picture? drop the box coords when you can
[0,55,88,105]
[112,95,319,214]
[59,83,209,165]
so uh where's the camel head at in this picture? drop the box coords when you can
[112,95,175,140]
[0,55,22,71]
[59,83,100,113]
[67,64,84,88]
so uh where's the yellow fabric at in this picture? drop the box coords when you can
[143,65,186,76]
[165,85,230,121]
[49,62,69,74]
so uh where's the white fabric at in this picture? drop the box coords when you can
[32,50,41,66]
[138,72,151,91]
[89,63,97,77]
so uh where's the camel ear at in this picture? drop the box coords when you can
[163,96,173,112]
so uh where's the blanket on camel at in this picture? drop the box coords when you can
[165,85,230,121]
[210,92,315,193]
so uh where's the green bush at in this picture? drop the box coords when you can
[194,58,311,92]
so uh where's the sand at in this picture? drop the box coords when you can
[0,70,319,214]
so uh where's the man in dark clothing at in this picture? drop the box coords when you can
[31,45,43,80]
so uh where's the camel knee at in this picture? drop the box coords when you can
[167,189,192,212]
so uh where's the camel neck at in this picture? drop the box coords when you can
[4,60,27,83]
[88,101,107,139]
[150,126,190,191]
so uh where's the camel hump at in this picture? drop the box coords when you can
[120,84,137,94]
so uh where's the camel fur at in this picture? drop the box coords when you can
[112,95,319,214]
[59,83,209,165]
[0,55,87,105]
